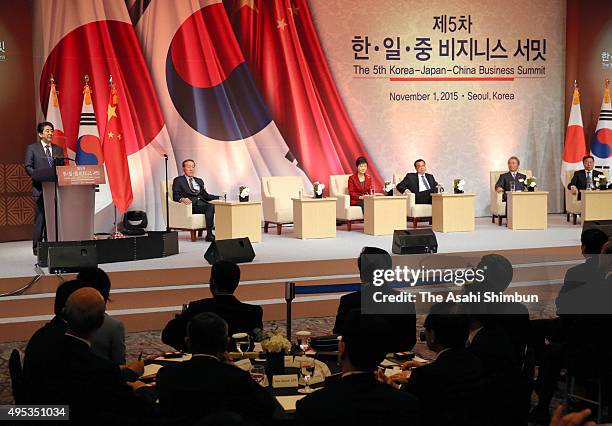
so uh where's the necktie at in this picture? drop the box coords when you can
[421,175,430,190]
[188,177,197,193]
[587,172,591,187]
[511,172,516,179]
[44,145,53,167]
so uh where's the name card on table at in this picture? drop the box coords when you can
[272,374,299,388]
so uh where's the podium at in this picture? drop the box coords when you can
[34,165,105,242]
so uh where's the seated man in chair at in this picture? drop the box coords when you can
[173,159,220,242]
[396,159,439,204]
[568,155,605,200]
[495,156,528,202]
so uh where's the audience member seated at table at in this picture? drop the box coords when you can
[568,155,604,200]
[23,279,87,400]
[495,156,528,202]
[77,267,126,366]
[162,261,263,352]
[396,158,439,204]
[31,287,155,421]
[462,254,531,363]
[347,156,373,211]
[333,246,416,352]
[555,228,609,314]
[466,310,526,426]
[295,310,419,426]
[384,302,487,426]
[156,312,276,424]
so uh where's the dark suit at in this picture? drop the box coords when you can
[556,257,601,314]
[396,172,438,204]
[29,334,155,422]
[332,286,417,352]
[468,326,526,426]
[156,355,276,423]
[172,175,219,232]
[24,141,63,250]
[403,348,487,426]
[162,295,263,352]
[296,372,419,426]
[568,169,605,200]
[495,171,527,202]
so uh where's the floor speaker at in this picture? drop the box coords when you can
[204,238,255,264]
[582,220,612,238]
[47,245,98,274]
[392,229,438,254]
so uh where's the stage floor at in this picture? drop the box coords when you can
[0,214,581,279]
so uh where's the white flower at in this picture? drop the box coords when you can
[314,183,325,195]
[384,181,394,192]
[594,176,601,182]
[240,186,250,197]
[530,182,537,188]
[261,334,292,353]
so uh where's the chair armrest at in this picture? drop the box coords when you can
[262,194,279,222]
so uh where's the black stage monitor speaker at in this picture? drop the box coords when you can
[204,237,255,265]
[392,229,438,254]
[48,245,98,274]
[582,220,612,238]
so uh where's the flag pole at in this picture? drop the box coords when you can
[107,74,124,239]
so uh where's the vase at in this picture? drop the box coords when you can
[239,195,249,202]
[266,351,285,376]
[527,187,535,192]
[599,185,608,191]
[314,193,323,199]
[385,190,393,196]
[454,189,464,194]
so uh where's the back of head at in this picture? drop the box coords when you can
[54,279,88,317]
[424,302,469,349]
[477,254,513,292]
[358,247,392,285]
[77,267,111,301]
[341,310,390,371]
[187,312,228,355]
[210,261,241,294]
[581,228,609,255]
[63,287,106,337]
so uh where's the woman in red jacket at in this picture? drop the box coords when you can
[348,156,373,211]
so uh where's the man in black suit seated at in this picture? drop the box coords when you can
[156,312,276,424]
[495,155,528,202]
[173,158,220,241]
[296,311,419,425]
[333,246,416,352]
[384,303,487,426]
[162,261,263,352]
[396,158,439,204]
[23,279,86,400]
[568,155,605,200]
[31,287,155,422]
[24,121,65,255]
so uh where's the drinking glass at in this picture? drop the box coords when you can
[232,333,250,359]
[250,365,266,386]
[298,359,316,394]
[296,331,311,355]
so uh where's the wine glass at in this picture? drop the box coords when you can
[223,191,227,202]
[232,332,250,359]
[250,365,266,386]
[296,330,311,355]
[298,359,316,394]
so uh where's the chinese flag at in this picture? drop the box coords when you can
[230,0,383,188]
[103,81,133,213]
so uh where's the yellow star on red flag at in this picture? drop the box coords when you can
[107,104,117,122]
[277,18,288,30]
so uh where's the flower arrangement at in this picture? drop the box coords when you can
[384,180,394,195]
[453,179,465,194]
[239,185,250,202]
[313,181,325,198]
[594,175,608,189]
[260,332,292,354]
[526,176,537,191]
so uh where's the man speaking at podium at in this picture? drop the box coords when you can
[24,122,63,255]
[173,159,220,242]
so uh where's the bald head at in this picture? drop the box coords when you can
[63,287,106,337]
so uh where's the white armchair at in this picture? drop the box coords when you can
[329,174,363,231]
[160,180,206,241]
[490,170,532,226]
[393,172,431,228]
[261,176,304,235]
